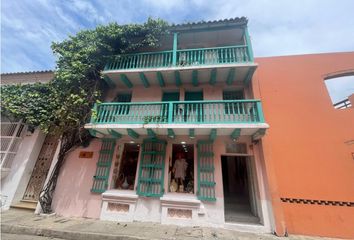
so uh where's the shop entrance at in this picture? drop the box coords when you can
[221,156,259,224]
[113,143,139,190]
[168,143,194,194]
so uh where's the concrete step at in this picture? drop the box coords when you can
[10,200,37,210]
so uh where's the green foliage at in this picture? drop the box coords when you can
[1,18,168,135]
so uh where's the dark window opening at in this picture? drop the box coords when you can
[114,143,140,190]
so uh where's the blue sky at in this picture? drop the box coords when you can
[1,0,354,101]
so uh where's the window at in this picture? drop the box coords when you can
[0,118,26,171]
[324,73,354,109]
[113,143,140,190]
[223,90,244,100]
[169,143,194,194]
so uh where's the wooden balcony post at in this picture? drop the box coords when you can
[244,27,254,62]
[90,103,98,123]
[256,101,265,122]
[168,102,174,123]
[172,32,178,66]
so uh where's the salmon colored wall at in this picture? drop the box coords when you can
[253,52,354,238]
[52,139,103,219]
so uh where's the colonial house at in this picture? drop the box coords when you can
[2,18,354,239]
[1,71,58,211]
[52,18,273,232]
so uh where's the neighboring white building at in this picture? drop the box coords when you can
[1,70,55,210]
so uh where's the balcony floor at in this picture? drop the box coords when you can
[103,64,257,89]
[85,122,269,138]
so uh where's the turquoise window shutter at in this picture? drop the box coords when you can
[91,139,116,193]
[197,140,216,201]
[137,139,166,197]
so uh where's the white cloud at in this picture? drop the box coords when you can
[1,0,354,73]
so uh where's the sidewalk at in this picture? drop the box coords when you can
[1,209,331,240]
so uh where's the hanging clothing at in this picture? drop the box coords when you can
[173,158,188,180]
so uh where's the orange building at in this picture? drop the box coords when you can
[253,52,354,239]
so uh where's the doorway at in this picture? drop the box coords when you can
[23,135,59,202]
[221,156,259,224]
[169,144,194,193]
[114,143,140,190]
[184,91,203,122]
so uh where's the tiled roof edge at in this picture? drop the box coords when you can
[1,70,54,76]
[169,17,248,30]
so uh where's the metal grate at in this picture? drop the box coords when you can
[0,121,26,170]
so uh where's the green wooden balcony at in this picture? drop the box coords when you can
[90,100,265,125]
[104,45,252,71]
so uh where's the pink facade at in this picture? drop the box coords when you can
[52,139,102,218]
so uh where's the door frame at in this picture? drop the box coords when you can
[220,154,262,222]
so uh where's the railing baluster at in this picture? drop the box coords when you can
[93,100,263,126]
[105,45,254,70]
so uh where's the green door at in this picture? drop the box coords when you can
[162,92,179,122]
[184,91,203,123]
[113,93,132,115]
[162,92,180,102]
[223,90,243,115]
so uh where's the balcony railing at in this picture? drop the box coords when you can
[90,100,265,125]
[104,45,251,71]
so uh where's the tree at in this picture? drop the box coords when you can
[0,18,168,213]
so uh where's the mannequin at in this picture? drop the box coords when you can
[172,152,188,192]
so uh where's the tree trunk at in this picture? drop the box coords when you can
[39,129,90,213]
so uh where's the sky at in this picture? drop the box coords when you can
[1,0,354,100]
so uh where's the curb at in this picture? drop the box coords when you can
[1,224,151,240]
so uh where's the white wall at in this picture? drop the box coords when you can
[1,129,46,210]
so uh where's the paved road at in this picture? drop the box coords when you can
[2,233,66,240]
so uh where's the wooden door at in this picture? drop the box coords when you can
[23,135,58,201]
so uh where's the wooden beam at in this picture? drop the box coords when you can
[103,75,116,88]
[88,129,106,138]
[127,128,139,139]
[139,73,150,88]
[167,129,175,139]
[226,68,236,85]
[209,129,217,141]
[147,129,156,138]
[156,72,165,87]
[120,74,133,88]
[192,70,198,86]
[174,71,182,87]
[230,129,241,140]
[209,68,217,85]
[189,129,195,139]
[244,67,256,85]
[252,128,266,141]
[108,129,122,139]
